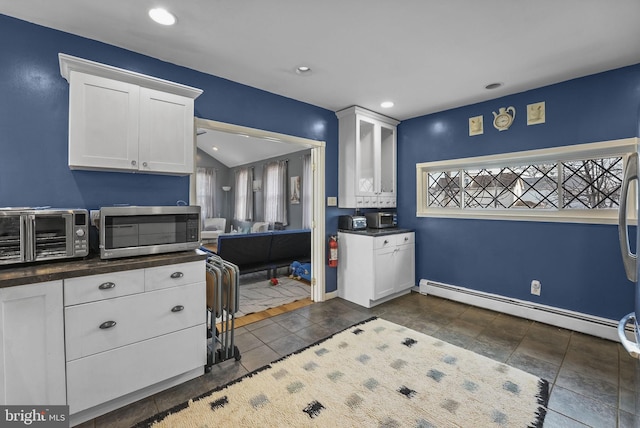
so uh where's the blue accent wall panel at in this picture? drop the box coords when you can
[397,64,640,320]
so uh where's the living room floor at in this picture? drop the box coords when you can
[79,292,638,428]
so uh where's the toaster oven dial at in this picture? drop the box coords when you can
[76,228,85,237]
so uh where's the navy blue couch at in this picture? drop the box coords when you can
[216,229,311,277]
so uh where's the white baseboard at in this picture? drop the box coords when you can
[419,279,624,342]
[323,290,338,301]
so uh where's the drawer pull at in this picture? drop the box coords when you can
[171,305,185,313]
[404,237,409,241]
[384,240,389,245]
[99,321,117,329]
[98,282,116,290]
[170,272,184,279]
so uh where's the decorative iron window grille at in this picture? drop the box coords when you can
[463,164,557,209]
[427,170,460,208]
[562,157,623,209]
[416,138,637,224]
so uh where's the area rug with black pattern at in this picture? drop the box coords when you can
[136,317,548,427]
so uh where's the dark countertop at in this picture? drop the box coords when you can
[338,228,413,237]
[0,250,208,288]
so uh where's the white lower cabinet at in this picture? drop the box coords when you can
[338,231,415,308]
[66,324,205,414]
[65,260,206,424]
[0,281,66,405]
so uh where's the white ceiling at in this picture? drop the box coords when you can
[2,0,640,166]
[2,1,640,121]
[197,128,310,168]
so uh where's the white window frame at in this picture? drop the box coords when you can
[416,138,638,224]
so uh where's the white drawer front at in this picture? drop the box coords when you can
[145,260,204,291]
[67,324,206,414]
[65,282,205,361]
[374,235,396,250]
[373,232,414,249]
[397,232,414,246]
[64,269,145,306]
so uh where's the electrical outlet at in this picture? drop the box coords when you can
[531,280,541,296]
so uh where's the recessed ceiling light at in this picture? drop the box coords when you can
[485,82,503,90]
[380,101,394,108]
[149,8,176,26]
[212,146,219,151]
[295,66,312,75]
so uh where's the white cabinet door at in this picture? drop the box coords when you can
[0,281,66,405]
[138,88,194,175]
[374,245,397,299]
[68,71,139,171]
[378,122,397,202]
[395,240,416,291]
[356,116,377,199]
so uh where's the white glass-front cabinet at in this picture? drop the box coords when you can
[337,106,399,208]
[59,53,203,175]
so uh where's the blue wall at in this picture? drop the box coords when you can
[0,14,340,292]
[397,65,640,320]
[3,13,640,312]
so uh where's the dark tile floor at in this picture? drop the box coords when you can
[78,292,639,428]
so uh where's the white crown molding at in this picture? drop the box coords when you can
[59,53,203,99]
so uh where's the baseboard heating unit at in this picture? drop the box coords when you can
[418,279,630,342]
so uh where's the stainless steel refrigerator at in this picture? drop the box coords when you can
[617,151,640,414]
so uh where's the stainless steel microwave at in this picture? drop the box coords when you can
[98,206,201,259]
[365,211,397,229]
[0,208,89,265]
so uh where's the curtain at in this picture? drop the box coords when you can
[234,167,253,221]
[302,154,312,229]
[263,160,288,226]
[196,167,217,223]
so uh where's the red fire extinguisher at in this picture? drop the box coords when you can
[328,235,338,267]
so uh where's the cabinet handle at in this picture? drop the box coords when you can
[142,162,148,167]
[99,321,117,329]
[98,282,116,290]
[384,240,389,244]
[171,305,185,313]
[404,237,409,241]
[131,160,137,166]
[170,271,184,279]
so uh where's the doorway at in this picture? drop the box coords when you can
[190,118,326,304]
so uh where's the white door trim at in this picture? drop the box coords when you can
[190,118,326,302]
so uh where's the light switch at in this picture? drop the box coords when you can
[327,196,337,206]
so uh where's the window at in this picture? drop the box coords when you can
[416,138,637,224]
[263,160,288,225]
[234,167,253,221]
[196,167,217,222]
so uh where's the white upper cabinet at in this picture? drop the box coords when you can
[337,106,399,208]
[59,53,203,176]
